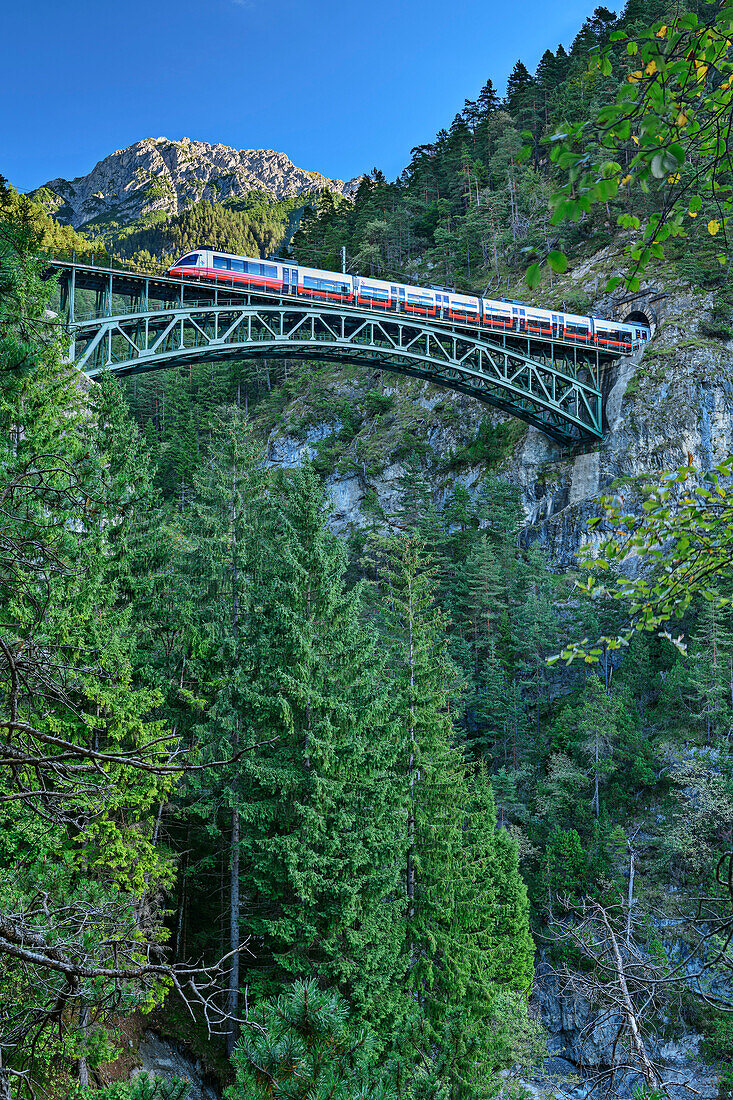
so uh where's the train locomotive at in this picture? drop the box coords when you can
[169,248,651,354]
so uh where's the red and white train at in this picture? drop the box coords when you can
[169,248,650,354]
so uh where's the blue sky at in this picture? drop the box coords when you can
[3,0,605,192]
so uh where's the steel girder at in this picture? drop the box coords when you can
[72,301,603,445]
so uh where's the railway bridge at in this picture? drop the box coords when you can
[47,253,622,446]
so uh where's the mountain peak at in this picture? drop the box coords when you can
[32,137,361,229]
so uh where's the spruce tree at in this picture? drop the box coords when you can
[173,411,272,1052]
[477,77,501,117]
[234,464,406,1028]
[688,600,733,741]
[378,535,536,1091]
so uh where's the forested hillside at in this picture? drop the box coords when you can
[93,192,306,270]
[4,0,733,1097]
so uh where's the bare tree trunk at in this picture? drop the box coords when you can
[78,1006,90,1088]
[227,803,240,1058]
[0,1059,10,1100]
[175,838,189,961]
[594,737,600,820]
[626,829,640,947]
[227,466,241,1057]
[626,846,636,947]
[599,907,663,1092]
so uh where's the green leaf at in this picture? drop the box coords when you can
[547,251,568,274]
[525,263,542,289]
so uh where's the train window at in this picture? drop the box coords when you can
[303,276,335,291]
[360,284,389,299]
[213,256,231,270]
[179,254,198,265]
[243,261,277,277]
[230,259,244,272]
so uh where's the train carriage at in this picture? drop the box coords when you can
[169,249,650,354]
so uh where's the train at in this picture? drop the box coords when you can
[169,248,651,354]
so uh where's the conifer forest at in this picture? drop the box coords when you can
[5,0,733,1096]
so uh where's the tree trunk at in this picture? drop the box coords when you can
[407,579,416,928]
[78,1006,90,1088]
[626,844,636,947]
[599,907,664,1093]
[594,737,600,820]
[227,805,241,1057]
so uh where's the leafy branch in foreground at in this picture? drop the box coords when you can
[526,1,733,290]
[552,456,733,664]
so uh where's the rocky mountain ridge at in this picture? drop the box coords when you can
[31,137,361,230]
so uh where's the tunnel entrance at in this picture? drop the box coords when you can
[614,295,660,334]
[625,308,655,327]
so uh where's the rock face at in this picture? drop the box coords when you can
[32,137,361,229]
[134,1030,221,1099]
[534,968,719,1099]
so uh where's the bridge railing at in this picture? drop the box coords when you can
[70,298,263,323]
[46,248,173,278]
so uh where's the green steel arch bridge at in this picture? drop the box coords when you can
[48,254,615,446]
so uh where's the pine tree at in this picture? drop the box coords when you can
[688,600,733,741]
[489,827,535,994]
[513,552,562,738]
[378,536,467,1003]
[471,642,512,758]
[171,412,272,1052]
[87,1074,191,1100]
[546,826,589,910]
[505,61,536,116]
[576,676,621,820]
[229,979,392,1100]
[477,78,501,117]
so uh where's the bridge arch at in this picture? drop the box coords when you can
[71,299,604,445]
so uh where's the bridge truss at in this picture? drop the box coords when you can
[50,256,609,446]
